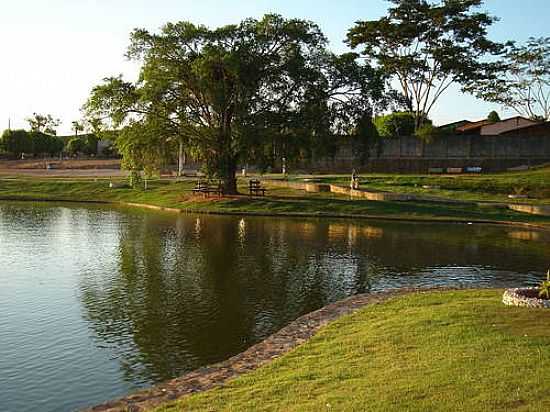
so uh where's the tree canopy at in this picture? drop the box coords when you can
[85,14,390,193]
[468,37,550,121]
[0,129,64,158]
[347,0,505,129]
[487,110,500,123]
[26,113,61,136]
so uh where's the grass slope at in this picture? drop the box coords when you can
[156,290,550,412]
[0,178,549,227]
[288,166,550,204]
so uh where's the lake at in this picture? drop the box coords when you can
[0,202,548,412]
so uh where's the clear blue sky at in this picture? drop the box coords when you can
[0,0,548,134]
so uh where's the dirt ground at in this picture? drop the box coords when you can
[0,159,126,178]
[0,158,121,170]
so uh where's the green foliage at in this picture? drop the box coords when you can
[414,123,440,143]
[85,14,390,193]
[26,113,61,135]
[539,270,550,300]
[128,170,144,189]
[375,112,416,138]
[1,129,32,157]
[470,37,550,120]
[1,129,64,157]
[352,115,382,164]
[115,120,175,178]
[487,111,501,123]
[347,0,506,129]
[66,138,84,156]
[65,134,99,156]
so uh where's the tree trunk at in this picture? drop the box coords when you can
[221,159,238,195]
[177,141,184,177]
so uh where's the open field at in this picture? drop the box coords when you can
[0,177,549,228]
[0,158,121,170]
[154,289,550,412]
[0,159,126,178]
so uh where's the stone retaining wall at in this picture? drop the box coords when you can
[507,204,550,217]
[263,179,550,217]
[264,180,411,201]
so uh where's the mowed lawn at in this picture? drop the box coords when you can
[0,178,549,227]
[288,165,550,204]
[156,290,550,412]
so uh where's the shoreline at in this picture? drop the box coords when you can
[85,288,441,412]
[1,196,549,232]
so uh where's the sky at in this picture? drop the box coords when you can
[0,0,548,134]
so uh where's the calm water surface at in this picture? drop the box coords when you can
[0,202,548,412]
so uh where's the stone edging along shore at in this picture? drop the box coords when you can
[262,179,550,217]
[86,290,411,412]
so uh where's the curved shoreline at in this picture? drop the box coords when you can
[1,196,549,232]
[85,289,423,412]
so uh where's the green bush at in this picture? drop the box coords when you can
[65,134,98,156]
[414,123,440,143]
[30,132,64,156]
[1,129,65,157]
[539,270,550,300]
[487,111,501,123]
[129,170,143,189]
[1,129,32,158]
[374,112,416,138]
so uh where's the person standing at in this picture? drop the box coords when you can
[351,169,358,190]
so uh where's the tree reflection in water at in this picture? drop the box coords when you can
[78,211,549,387]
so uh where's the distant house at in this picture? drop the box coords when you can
[499,121,550,137]
[454,116,541,136]
[437,120,472,133]
[455,119,494,134]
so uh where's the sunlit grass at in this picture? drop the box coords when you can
[286,166,550,204]
[155,289,550,412]
[0,177,548,227]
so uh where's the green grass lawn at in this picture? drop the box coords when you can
[0,177,549,227]
[283,165,550,205]
[155,289,550,412]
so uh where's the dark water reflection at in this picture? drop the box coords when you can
[0,202,548,412]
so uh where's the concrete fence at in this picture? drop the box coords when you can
[299,133,550,173]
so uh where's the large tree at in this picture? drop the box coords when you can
[468,37,550,120]
[347,0,505,129]
[85,14,388,193]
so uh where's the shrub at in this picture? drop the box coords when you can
[414,123,440,143]
[539,270,550,300]
[29,132,64,156]
[1,129,32,158]
[129,170,143,189]
[374,112,416,138]
[66,137,85,156]
[487,110,501,123]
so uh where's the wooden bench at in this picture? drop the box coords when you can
[249,179,266,196]
[192,180,223,197]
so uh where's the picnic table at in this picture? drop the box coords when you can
[249,179,266,196]
[192,180,224,197]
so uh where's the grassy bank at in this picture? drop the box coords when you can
[155,289,550,412]
[0,177,549,227]
[283,166,550,205]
